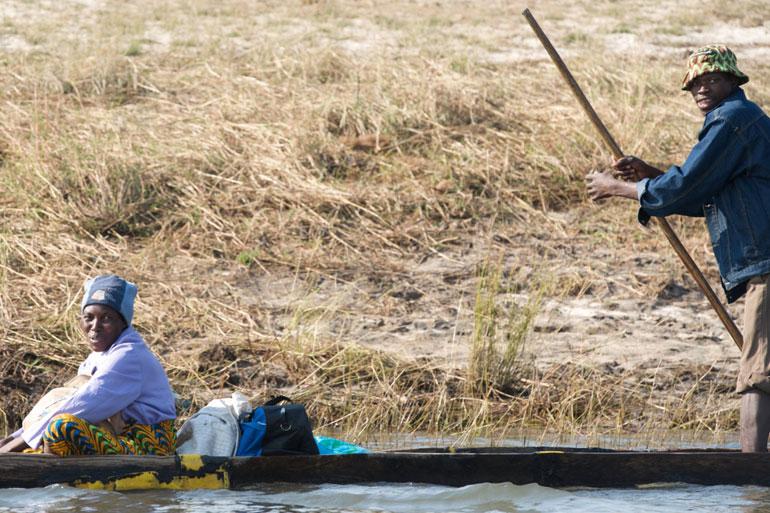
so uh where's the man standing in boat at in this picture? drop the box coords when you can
[585,45,770,452]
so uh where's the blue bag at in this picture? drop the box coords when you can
[236,396,319,457]
[237,407,267,456]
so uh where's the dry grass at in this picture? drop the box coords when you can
[0,0,765,446]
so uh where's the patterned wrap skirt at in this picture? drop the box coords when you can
[42,413,176,456]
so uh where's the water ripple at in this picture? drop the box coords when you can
[0,482,766,513]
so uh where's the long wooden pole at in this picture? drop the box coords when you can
[522,8,743,350]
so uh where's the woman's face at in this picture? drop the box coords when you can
[80,304,127,352]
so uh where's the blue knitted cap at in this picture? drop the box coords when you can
[81,275,138,325]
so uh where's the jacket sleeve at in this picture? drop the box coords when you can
[22,345,143,448]
[639,115,746,218]
[60,345,143,423]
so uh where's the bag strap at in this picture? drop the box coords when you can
[263,395,293,406]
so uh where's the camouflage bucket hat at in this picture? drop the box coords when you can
[681,44,749,90]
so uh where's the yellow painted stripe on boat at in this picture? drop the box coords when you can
[75,468,230,491]
[179,454,205,472]
[535,451,565,455]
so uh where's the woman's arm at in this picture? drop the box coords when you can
[21,343,142,449]
[60,345,142,423]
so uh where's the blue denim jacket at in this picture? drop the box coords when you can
[636,88,770,302]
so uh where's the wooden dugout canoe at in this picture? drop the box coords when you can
[1,446,768,490]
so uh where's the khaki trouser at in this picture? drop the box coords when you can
[737,273,770,394]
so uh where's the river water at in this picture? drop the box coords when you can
[2,482,770,513]
[2,433,767,513]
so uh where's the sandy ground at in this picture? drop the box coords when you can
[237,236,742,376]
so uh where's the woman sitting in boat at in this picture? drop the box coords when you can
[0,274,177,456]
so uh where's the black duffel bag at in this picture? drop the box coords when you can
[237,396,319,456]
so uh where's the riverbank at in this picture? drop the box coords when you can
[1,0,765,444]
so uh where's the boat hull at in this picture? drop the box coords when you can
[1,447,767,490]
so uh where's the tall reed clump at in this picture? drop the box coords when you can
[466,258,543,398]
